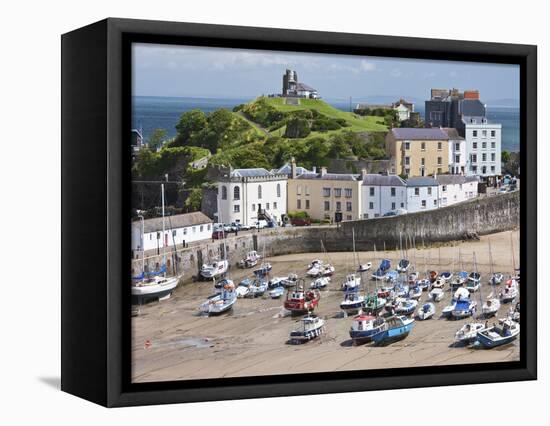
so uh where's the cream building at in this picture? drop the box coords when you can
[386,128,450,178]
[287,161,363,222]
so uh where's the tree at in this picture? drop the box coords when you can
[501,150,511,164]
[184,187,203,212]
[147,128,167,150]
[174,109,207,146]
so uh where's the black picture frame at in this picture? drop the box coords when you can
[61,17,537,407]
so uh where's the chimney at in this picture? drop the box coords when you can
[290,157,297,179]
[361,168,368,180]
[320,166,328,177]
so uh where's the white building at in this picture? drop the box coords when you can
[436,175,479,207]
[361,174,407,218]
[217,168,288,227]
[131,211,213,252]
[462,116,502,178]
[405,177,439,212]
[443,128,467,175]
[391,99,414,121]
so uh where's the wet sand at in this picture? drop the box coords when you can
[132,230,520,383]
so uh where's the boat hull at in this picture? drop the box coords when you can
[372,321,414,346]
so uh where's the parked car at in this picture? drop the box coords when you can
[212,229,225,239]
[254,220,268,229]
[290,217,311,226]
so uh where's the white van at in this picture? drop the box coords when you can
[255,220,268,229]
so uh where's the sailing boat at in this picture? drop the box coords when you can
[483,238,501,317]
[500,232,520,303]
[131,184,181,304]
[452,252,480,318]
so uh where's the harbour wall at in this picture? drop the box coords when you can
[132,191,519,281]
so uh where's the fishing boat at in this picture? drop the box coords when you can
[371,315,415,346]
[394,298,418,316]
[357,262,372,273]
[397,259,411,273]
[253,262,272,277]
[284,285,321,314]
[200,259,229,280]
[450,271,468,291]
[310,276,331,289]
[489,273,504,285]
[238,250,261,268]
[408,284,422,300]
[385,270,399,283]
[476,319,519,348]
[269,286,285,299]
[235,278,252,298]
[341,273,361,291]
[340,290,365,314]
[200,280,237,315]
[455,322,486,345]
[364,294,387,314]
[500,278,519,303]
[349,314,385,344]
[289,314,326,344]
[440,271,452,282]
[482,296,501,318]
[372,259,391,280]
[451,299,477,319]
[429,270,438,283]
[245,279,268,298]
[417,302,436,320]
[429,287,445,302]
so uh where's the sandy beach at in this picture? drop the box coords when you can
[131,230,520,383]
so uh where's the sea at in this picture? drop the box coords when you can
[132,96,520,152]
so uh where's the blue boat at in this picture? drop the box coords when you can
[371,315,415,346]
[349,314,386,344]
[372,259,391,280]
[476,320,519,348]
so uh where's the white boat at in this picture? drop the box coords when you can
[341,273,361,291]
[489,273,504,285]
[269,286,285,299]
[394,298,418,315]
[268,276,287,289]
[200,280,237,315]
[417,302,436,320]
[450,271,468,290]
[455,322,486,345]
[238,250,261,268]
[396,259,411,273]
[407,272,419,284]
[440,271,453,282]
[245,279,268,298]
[408,285,422,300]
[393,282,409,297]
[477,319,519,348]
[289,314,326,344]
[431,277,445,289]
[200,259,229,280]
[451,299,477,319]
[132,275,179,304]
[442,287,470,317]
[500,278,519,303]
[429,287,445,302]
[416,278,430,291]
[357,262,372,273]
[310,276,331,289]
[322,264,336,276]
[340,291,365,314]
[482,296,501,318]
[235,278,252,298]
[281,273,299,287]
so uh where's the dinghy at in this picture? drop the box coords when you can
[500,279,519,303]
[341,273,361,291]
[289,314,325,344]
[284,285,321,314]
[371,315,415,346]
[235,278,252,298]
[281,273,299,288]
[476,319,519,348]
[349,314,385,344]
[431,277,445,289]
[214,277,234,289]
[482,296,501,318]
[340,290,365,314]
[417,302,436,320]
[200,281,237,315]
[455,322,485,345]
[321,264,336,276]
[268,276,288,289]
[357,262,372,273]
[397,259,411,273]
[310,276,331,289]
[306,260,324,277]
[429,287,445,302]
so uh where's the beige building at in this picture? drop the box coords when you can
[287,160,363,222]
[386,128,450,177]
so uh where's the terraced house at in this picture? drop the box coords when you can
[287,160,362,222]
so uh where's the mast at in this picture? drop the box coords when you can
[161,183,166,276]
[510,231,516,273]
[139,214,145,282]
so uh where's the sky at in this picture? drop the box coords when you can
[132,43,520,105]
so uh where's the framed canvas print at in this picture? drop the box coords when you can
[61,18,537,407]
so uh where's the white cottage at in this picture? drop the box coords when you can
[132,211,213,252]
[405,177,439,212]
[436,175,479,207]
[361,174,407,218]
[216,168,288,227]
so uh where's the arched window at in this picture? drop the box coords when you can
[258,185,262,199]
[276,183,281,198]
[233,186,240,200]
[221,185,227,200]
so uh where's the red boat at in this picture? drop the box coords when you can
[377,285,393,299]
[284,287,320,314]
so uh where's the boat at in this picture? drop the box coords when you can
[408,284,422,300]
[321,264,336,276]
[489,273,504,285]
[394,298,418,315]
[284,284,321,314]
[431,276,445,289]
[442,288,470,317]
[385,270,399,283]
[450,271,468,291]
[429,270,438,283]
[200,259,229,280]
[238,250,261,268]
[417,302,436,320]
[364,294,386,315]
[289,314,326,344]
[214,277,234,289]
[349,314,385,344]
[245,279,268,298]
[341,273,361,291]
[468,271,481,284]
[429,287,445,302]
[377,285,393,299]
[200,280,236,315]
[371,315,415,346]
[440,271,452,282]
[416,278,431,291]
[407,272,419,284]
[132,275,180,304]
[451,299,477,319]
[306,259,324,277]
[482,296,501,318]
[340,290,365,314]
[268,276,288,289]
[269,286,285,299]
[372,259,391,280]
[235,278,252,298]
[397,259,411,273]
[253,262,272,277]
[357,262,372,273]
[500,278,519,303]
[455,322,486,345]
[281,273,299,288]
[476,319,519,348]
[393,282,409,298]
[310,276,331,289]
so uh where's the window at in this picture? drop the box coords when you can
[207,224,211,231]
[437,157,442,165]
[414,188,420,196]
[455,154,460,163]
[305,185,310,196]
[428,187,432,195]
[221,185,227,200]
[258,185,262,199]
[482,153,487,162]
[363,214,369,219]
[421,200,426,208]
[404,142,410,150]
[491,130,496,137]
[404,156,410,166]
[400,203,404,208]
[346,202,352,211]
[437,168,442,174]
[369,202,374,210]
[305,200,310,209]
[276,183,281,197]
[251,203,255,211]
[297,199,301,209]
[336,201,341,211]
[473,130,478,137]
[368,187,374,197]
[193,226,197,233]
[482,130,487,137]
[172,230,177,237]
[266,203,270,210]
[437,142,442,150]
[183,228,187,235]
[391,187,396,197]
[296,185,302,195]
[391,202,396,210]
[491,153,496,162]
[346,215,352,221]
[473,142,478,149]
[345,188,352,198]
[200,225,204,232]
[491,141,496,149]
[233,186,240,200]
[442,185,447,192]
[455,143,460,151]
[233,204,240,213]
[482,142,486,149]
[491,166,495,172]
[273,202,277,210]
[433,199,437,206]
[323,187,331,197]
[334,188,342,197]
[421,142,426,151]
[405,168,410,176]
[324,201,330,211]
[472,154,477,163]
[421,158,425,166]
